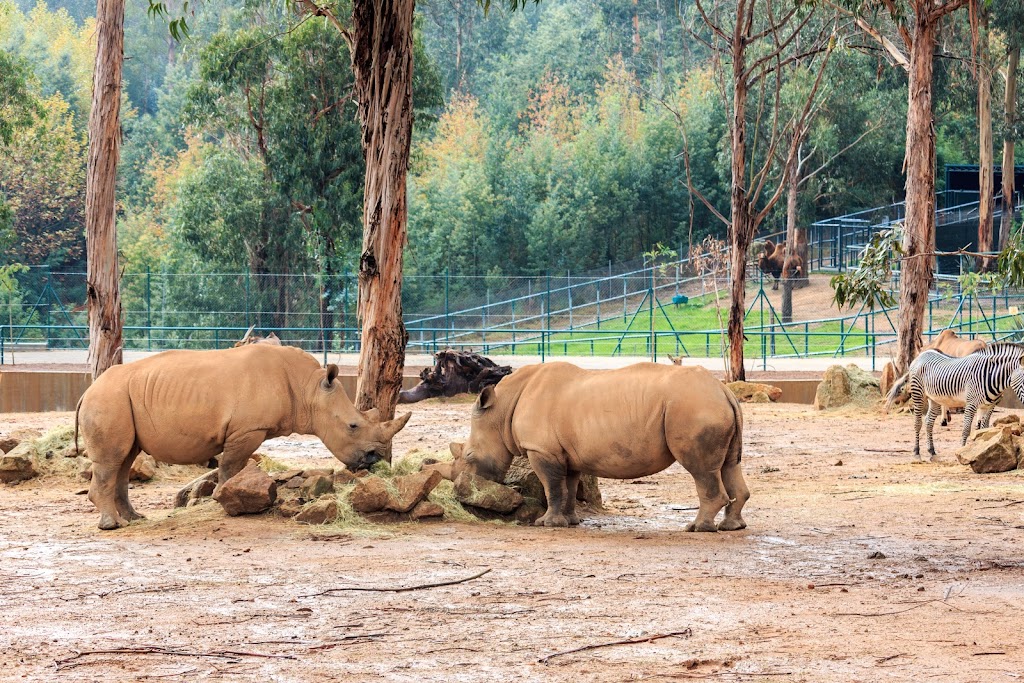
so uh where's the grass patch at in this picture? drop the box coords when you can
[427,479,478,523]
[34,424,77,456]
[254,453,291,473]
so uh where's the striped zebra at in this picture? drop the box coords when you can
[885,343,1024,459]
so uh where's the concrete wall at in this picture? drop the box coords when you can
[1,372,421,414]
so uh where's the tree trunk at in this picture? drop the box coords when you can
[782,162,799,323]
[352,0,414,428]
[896,9,939,374]
[85,0,124,380]
[726,8,749,383]
[977,8,994,270]
[1000,45,1020,249]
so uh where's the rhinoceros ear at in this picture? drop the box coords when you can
[477,386,495,410]
[321,364,340,389]
[449,442,464,458]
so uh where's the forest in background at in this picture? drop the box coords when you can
[0,0,1020,282]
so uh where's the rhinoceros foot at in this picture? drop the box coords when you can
[717,517,746,531]
[685,520,719,532]
[534,512,570,527]
[98,512,127,530]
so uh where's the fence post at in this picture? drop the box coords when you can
[146,267,152,352]
[567,269,572,330]
[445,268,451,344]
[649,262,655,362]
[244,270,251,330]
[546,272,552,332]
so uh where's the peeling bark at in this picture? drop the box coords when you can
[352,0,415,426]
[85,0,125,379]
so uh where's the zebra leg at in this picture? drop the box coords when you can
[978,403,996,430]
[909,377,926,459]
[940,407,950,427]
[925,400,942,460]
[961,402,980,447]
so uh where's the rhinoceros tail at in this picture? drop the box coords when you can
[74,395,83,456]
[724,387,743,465]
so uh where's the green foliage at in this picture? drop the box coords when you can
[830,227,904,310]
[0,49,41,145]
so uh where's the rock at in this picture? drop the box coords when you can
[129,454,157,482]
[410,500,444,520]
[726,381,782,403]
[454,472,523,513]
[956,426,1019,474]
[283,477,305,489]
[0,450,37,484]
[814,364,880,410]
[993,414,1021,427]
[174,471,218,508]
[271,468,305,483]
[868,551,886,559]
[0,437,20,454]
[277,498,305,518]
[386,471,443,513]
[576,474,603,508]
[302,474,335,499]
[212,462,277,515]
[333,469,359,485]
[79,459,94,481]
[349,475,391,513]
[302,468,334,479]
[503,455,602,508]
[514,497,546,525]
[295,496,338,525]
[421,460,457,481]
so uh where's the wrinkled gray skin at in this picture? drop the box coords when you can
[76,345,410,529]
[449,362,748,531]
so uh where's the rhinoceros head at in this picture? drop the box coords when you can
[446,386,514,482]
[311,365,411,470]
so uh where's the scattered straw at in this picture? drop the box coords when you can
[255,454,290,474]
[427,479,477,523]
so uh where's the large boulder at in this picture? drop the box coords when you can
[726,381,782,403]
[301,474,335,499]
[129,454,157,482]
[503,455,603,508]
[0,443,37,484]
[814,364,880,410]
[212,462,278,515]
[0,437,20,454]
[295,496,339,525]
[349,475,391,513]
[385,471,443,513]
[956,426,1019,474]
[454,472,523,513]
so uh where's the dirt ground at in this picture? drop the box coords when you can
[3,398,1024,682]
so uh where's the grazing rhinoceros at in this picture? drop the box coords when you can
[448,362,749,531]
[75,344,411,529]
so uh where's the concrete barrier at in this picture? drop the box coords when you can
[0,372,421,414]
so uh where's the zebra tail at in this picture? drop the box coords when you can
[884,372,910,413]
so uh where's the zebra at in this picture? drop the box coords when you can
[885,342,1024,459]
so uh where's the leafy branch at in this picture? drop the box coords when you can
[832,221,1024,310]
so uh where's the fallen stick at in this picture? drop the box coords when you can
[54,646,295,670]
[538,628,692,664]
[300,568,491,598]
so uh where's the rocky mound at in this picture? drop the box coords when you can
[956,415,1024,474]
[814,364,881,410]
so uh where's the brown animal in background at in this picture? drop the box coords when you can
[921,330,988,426]
[75,344,411,529]
[446,362,749,531]
[757,240,786,290]
[781,252,807,288]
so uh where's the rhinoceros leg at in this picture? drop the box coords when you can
[563,470,581,526]
[214,431,268,494]
[684,470,729,532]
[718,461,750,531]
[89,462,127,530]
[114,447,145,522]
[528,451,571,527]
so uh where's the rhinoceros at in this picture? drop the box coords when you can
[75,344,411,529]
[447,362,749,531]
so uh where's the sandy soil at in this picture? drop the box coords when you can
[2,400,1023,682]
